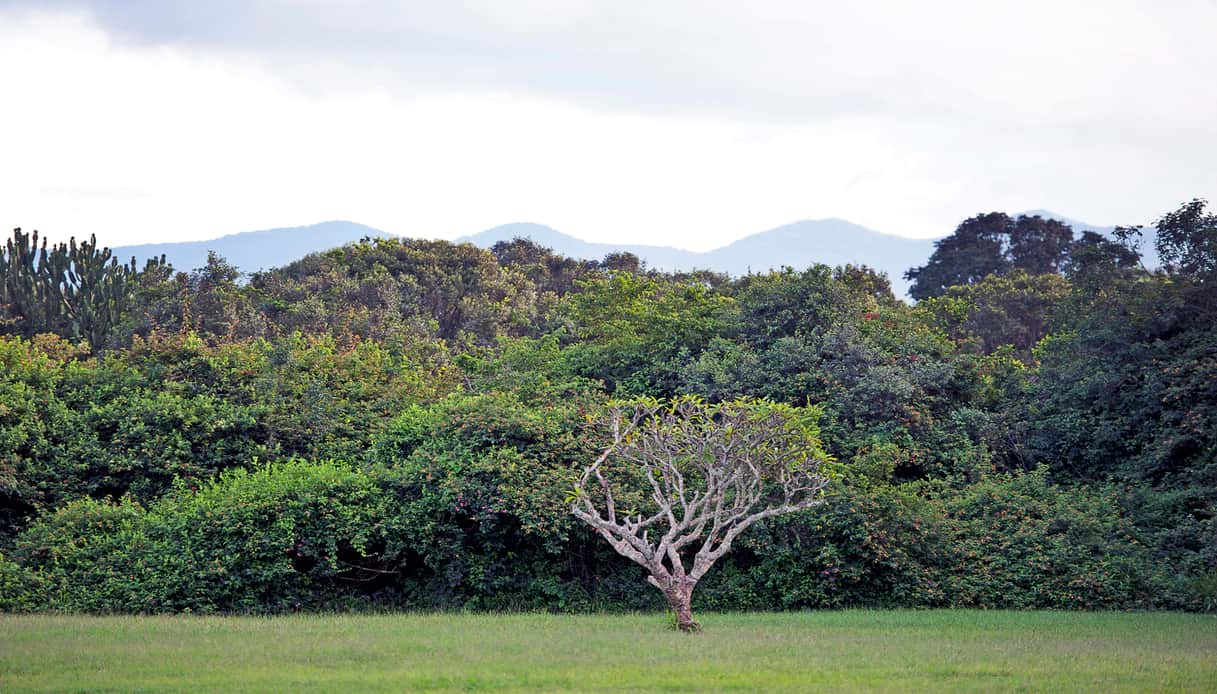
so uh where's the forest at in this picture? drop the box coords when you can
[0,199,1214,614]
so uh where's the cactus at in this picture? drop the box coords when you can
[0,227,168,351]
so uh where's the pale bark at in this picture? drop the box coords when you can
[571,398,830,632]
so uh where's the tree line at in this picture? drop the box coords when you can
[0,199,1213,613]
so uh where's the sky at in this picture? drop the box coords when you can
[2,1,1215,250]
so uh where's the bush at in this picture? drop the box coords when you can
[371,392,600,608]
[0,552,46,611]
[0,332,459,542]
[12,461,386,613]
[10,497,153,612]
[939,468,1167,609]
[144,459,385,612]
[697,479,951,610]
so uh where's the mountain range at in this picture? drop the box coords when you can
[112,221,395,277]
[456,220,937,296]
[112,213,1138,299]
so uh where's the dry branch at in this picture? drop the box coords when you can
[571,397,831,631]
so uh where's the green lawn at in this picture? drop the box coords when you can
[1,611,1215,692]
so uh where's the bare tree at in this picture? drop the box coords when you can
[571,397,832,631]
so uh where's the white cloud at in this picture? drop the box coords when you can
[1,3,1214,251]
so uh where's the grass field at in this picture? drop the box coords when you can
[2,611,1215,692]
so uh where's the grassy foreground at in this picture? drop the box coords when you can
[1,611,1215,692]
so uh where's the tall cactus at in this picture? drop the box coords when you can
[1,228,58,335]
[0,227,168,350]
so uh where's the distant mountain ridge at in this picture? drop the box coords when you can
[113,212,1145,299]
[113,221,393,274]
[455,222,704,270]
[459,220,937,296]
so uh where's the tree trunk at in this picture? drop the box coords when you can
[662,581,700,632]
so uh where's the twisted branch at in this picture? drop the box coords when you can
[571,397,831,590]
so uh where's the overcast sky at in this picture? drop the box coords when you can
[2,1,1215,249]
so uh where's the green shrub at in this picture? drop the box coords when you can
[144,459,385,612]
[697,480,951,609]
[12,461,386,613]
[372,392,598,608]
[0,552,46,611]
[1188,572,1217,612]
[10,497,153,612]
[0,332,459,542]
[939,468,1167,609]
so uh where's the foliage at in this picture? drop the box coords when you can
[369,389,609,609]
[917,271,1069,359]
[939,469,1165,609]
[252,237,540,344]
[698,479,950,609]
[0,331,458,535]
[11,461,384,613]
[905,213,1012,300]
[2,200,1215,615]
[0,552,45,611]
[562,272,734,395]
[1156,197,1217,282]
[1066,230,1142,288]
[906,214,1078,301]
[145,460,385,612]
[9,497,153,612]
[0,228,168,350]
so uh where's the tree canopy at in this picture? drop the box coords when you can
[1,200,1214,616]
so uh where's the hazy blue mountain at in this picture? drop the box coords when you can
[113,220,393,274]
[462,220,937,297]
[700,219,936,295]
[457,223,704,269]
[110,213,1137,299]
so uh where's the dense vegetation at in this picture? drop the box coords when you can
[1,200,1214,613]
